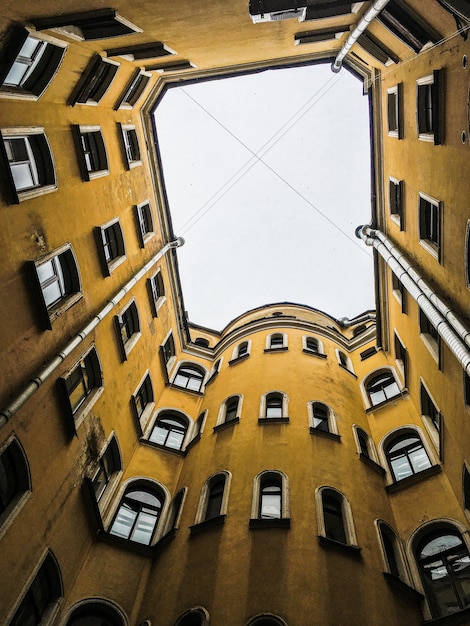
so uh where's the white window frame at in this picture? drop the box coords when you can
[73,124,109,180]
[114,69,151,109]
[119,123,141,169]
[131,370,155,433]
[315,486,358,547]
[419,308,440,365]
[95,217,126,276]
[134,200,155,247]
[147,268,166,317]
[230,340,251,361]
[352,425,380,464]
[386,84,402,138]
[251,470,290,520]
[420,379,442,454]
[308,401,339,436]
[216,394,243,427]
[170,361,207,394]
[265,332,288,351]
[302,335,325,356]
[114,298,141,361]
[393,330,407,384]
[69,54,120,105]
[418,191,442,262]
[259,390,289,420]
[89,432,123,514]
[389,176,404,229]
[336,349,355,375]
[194,471,232,525]
[360,367,403,410]
[145,408,193,452]
[375,520,411,582]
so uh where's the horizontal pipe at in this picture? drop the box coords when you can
[358,225,470,376]
[332,0,391,72]
[0,238,184,428]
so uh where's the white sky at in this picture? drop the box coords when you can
[154,63,374,331]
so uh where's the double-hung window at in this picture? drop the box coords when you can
[115,300,141,360]
[386,85,403,138]
[94,218,126,276]
[32,9,142,40]
[419,192,442,261]
[417,70,444,145]
[148,270,165,316]
[115,69,151,109]
[72,125,108,180]
[389,177,404,229]
[69,55,119,105]
[135,201,154,247]
[119,124,141,168]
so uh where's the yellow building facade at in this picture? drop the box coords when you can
[0,1,469,624]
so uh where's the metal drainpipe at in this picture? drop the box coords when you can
[339,312,376,327]
[0,237,185,428]
[332,0,391,73]
[357,225,470,375]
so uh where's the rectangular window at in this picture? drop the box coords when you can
[135,201,154,247]
[160,333,176,380]
[0,128,56,203]
[294,25,349,45]
[105,42,175,60]
[394,332,407,384]
[69,54,119,105]
[386,85,403,138]
[133,374,154,423]
[304,1,357,20]
[391,272,407,314]
[119,124,141,168]
[357,31,401,66]
[94,219,126,276]
[417,70,444,144]
[114,69,151,109]
[420,383,440,432]
[419,309,440,364]
[389,177,404,229]
[32,9,142,41]
[59,346,103,431]
[72,125,108,181]
[115,300,141,360]
[377,1,441,53]
[0,28,67,100]
[147,270,165,316]
[419,192,441,261]
[92,437,120,502]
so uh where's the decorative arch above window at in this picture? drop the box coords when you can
[109,480,167,545]
[66,598,128,625]
[260,391,289,422]
[172,363,206,393]
[412,522,470,619]
[316,487,358,550]
[148,410,190,451]
[363,369,402,408]
[250,470,290,528]
[174,607,210,626]
[308,402,339,439]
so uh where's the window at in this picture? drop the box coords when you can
[235,341,250,359]
[194,337,209,347]
[193,411,207,440]
[10,551,62,626]
[394,332,408,384]
[72,125,108,180]
[218,395,240,426]
[135,201,154,247]
[263,392,286,419]
[419,193,441,260]
[354,426,379,465]
[173,363,205,392]
[377,521,408,581]
[59,346,103,429]
[259,475,282,519]
[417,70,444,144]
[357,31,401,66]
[28,244,81,328]
[119,124,141,168]
[419,308,440,363]
[94,218,126,276]
[161,333,176,373]
[148,270,165,316]
[205,476,226,521]
[386,85,403,138]
[193,472,231,528]
[377,1,441,53]
[166,488,186,532]
[91,435,121,502]
[105,42,176,60]
[69,55,119,105]
[294,25,350,45]
[304,1,357,19]
[32,9,142,40]
[420,381,442,453]
[415,528,470,618]
[109,483,164,545]
[391,272,407,313]
[365,370,401,407]
[0,29,66,99]
[132,372,154,430]
[317,487,357,548]
[115,69,151,109]
[66,600,127,626]
[115,300,141,360]
[0,437,30,527]
[309,402,339,438]
[389,177,404,228]
[1,128,56,203]
[250,471,290,528]
[303,335,325,357]
[360,346,377,360]
[266,333,287,351]
[337,350,354,374]
[149,412,188,450]
[385,432,432,482]
[174,608,209,626]
[246,617,287,626]
[464,464,470,510]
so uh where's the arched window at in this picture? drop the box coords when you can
[366,371,400,406]
[67,599,127,625]
[266,333,287,350]
[149,412,188,450]
[416,528,470,618]
[259,475,282,519]
[91,434,122,502]
[377,521,408,581]
[265,392,284,418]
[109,483,164,545]
[303,336,324,356]
[166,488,186,532]
[175,607,209,626]
[194,472,231,526]
[311,402,329,432]
[337,350,354,374]
[246,616,288,626]
[0,437,31,523]
[223,396,240,423]
[354,426,379,464]
[385,432,432,481]
[317,487,357,547]
[237,341,249,358]
[194,337,209,348]
[205,475,226,520]
[10,551,63,626]
[173,364,205,392]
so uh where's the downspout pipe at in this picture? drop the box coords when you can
[357,225,470,376]
[339,312,376,327]
[332,0,391,72]
[0,237,185,428]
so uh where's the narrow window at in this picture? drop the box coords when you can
[386,85,403,138]
[110,485,163,545]
[385,432,432,481]
[389,177,404,228]
[205,475,226,521]
[133,374,153,425]
[237,341,249,358]
[416,529,470,618]
[465,371,470,407]
[419,308,440,363]
[166,488,186,532]
[463,464,470,510]
[224,396,239,423]
[115,300,140,360]
[62,347,102,421]
[94,219,126,276]
[366,371,400,406]
[378,522,407,580]
[10,552,62,626]
[161,334,175,366]
[311,402,330,432]
[265,393,284,418]
[337,350,354,374]
[66,600,126,625]
[377,3,441,52]
[173,364,205,392]
[466,220,470,288]
[417,71,444,145]
[420,383,440,433]
[0,29,66,99]
[72,125,108,180]
[105,41,175,60]
[259,476,282,519]
[419,193,441,260]
[119,124,141,168]
[0,438,30,521]
[69,55,119,105]
[1,129,56,203]
[32,9,142,40]
[115,69,151,109]
[148,270,165,316]
[269,333,285,350]
[174,609,207,626]
[305,337,320,353]
[394,333,408,384]
[134,201,154,247]
[322,491,347,544]
[91,436,121,502]
[391,272,407,313]
[150,413,188,450]
[356,428,372,459]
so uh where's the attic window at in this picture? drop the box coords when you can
[194,337,210,347]
[304,1,358,20]
[105,42,176,61]
[32,9,142,41]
